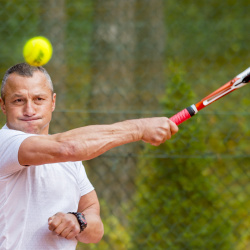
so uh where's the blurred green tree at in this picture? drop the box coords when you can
[131,63,235,249]
[87,0,167,217]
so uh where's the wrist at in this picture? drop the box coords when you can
[127,119,143,141]
[68,212,87,232]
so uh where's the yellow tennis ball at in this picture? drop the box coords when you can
[23,36,53,66]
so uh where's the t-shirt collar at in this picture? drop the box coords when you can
[2,124,9,130]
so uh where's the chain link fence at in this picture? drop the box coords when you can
[0,0,250,249]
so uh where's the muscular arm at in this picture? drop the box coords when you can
[19,118,178,166]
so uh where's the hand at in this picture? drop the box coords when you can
[139,117,178,146]
[48,212,80,240]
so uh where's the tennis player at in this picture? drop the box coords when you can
[0,63,178,250]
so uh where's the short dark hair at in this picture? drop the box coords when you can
[1,62,53,102]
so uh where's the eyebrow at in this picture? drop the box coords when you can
[10,94,25,98]
[10,93,48,98]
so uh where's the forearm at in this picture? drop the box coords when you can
[52,119,142,162]
[76,213,104,244]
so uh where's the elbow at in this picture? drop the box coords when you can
[80,222,104,244]
[93,223,104,244]
[87,233,104,244]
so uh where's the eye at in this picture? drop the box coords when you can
[14,98,23,103]
[35,97,45,103]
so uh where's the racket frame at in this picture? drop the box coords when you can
[170,67,250,125]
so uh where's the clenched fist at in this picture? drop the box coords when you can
[138,117,178,146]
[48,212,80,240]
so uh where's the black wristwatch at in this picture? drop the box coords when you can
[68,212,87,232]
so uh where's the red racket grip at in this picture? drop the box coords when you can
[170,105,198,125]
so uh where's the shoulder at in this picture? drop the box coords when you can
[0,126,25,142]
[0,125,37,159]
[0,125,35,144]
[0,126,36,175]
[0,125,27,137]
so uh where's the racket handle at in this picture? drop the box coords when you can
[170,104,198,125]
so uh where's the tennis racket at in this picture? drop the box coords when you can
[170,67,250,125]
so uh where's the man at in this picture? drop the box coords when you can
[0,63,178,250]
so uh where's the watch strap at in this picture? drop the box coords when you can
[68,212,87,232]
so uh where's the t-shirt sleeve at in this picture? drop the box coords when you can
[0,129,35,176]
[76,161,94,196]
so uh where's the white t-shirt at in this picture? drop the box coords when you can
[0,125,94,250]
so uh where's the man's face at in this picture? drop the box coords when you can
[0,71,56,135]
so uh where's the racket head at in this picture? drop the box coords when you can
[196,67,250,111]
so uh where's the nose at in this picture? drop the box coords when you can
[23,100,36,116]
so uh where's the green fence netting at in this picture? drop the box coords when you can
[0,1,250,249]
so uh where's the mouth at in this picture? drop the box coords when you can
[19,117,41,122]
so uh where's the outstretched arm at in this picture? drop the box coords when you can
[19,117,178,166]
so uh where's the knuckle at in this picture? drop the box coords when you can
[48,225,54,231]
[49,221,56,227]
[164,121,170,129]
[162,117,169,123]
[54,228,61,235]
[68,220,74,226]
[66,234,73,240]
[60,232,66,238]
[67,232,76,239]
[60,213,66,218]
[73,227,80,234]
[55,212,64,218]
[151,138,161,146]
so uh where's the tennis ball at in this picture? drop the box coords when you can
[23,36,53,66]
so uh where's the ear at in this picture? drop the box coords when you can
[0,98,6,115]
[51,93,56,112]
